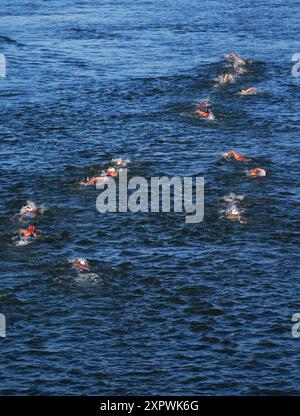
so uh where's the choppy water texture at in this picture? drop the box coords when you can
[0,0,300,395]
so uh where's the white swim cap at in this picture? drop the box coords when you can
[21,204,33,213]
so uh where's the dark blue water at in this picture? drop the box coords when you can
[1,0,300,395]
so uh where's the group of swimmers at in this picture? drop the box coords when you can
[75,158,129,272]
[13,54,265,269]
[14,202,93,272]
[223,149,266,177]
[194,53,257,120]
[13,158,131,274]
[15,201,44,242]
[219,148,267,224]
[213,53,267,223]
[193,53,267,223]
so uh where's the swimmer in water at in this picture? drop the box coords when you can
[217,73,235,85]
[226,207,247,224]
[195,100,215,119]
[80,167,118,186]
[20,200,42,219]
[223,150,246,161]
[19,224,38,238]
[225,52,246,66]
[220,192,247,224]
[72,258,90,271]
[239,87,257,95]
[247,167,266,177]
[19,200,47,221]
[20,203,38,218]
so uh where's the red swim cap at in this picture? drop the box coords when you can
[28,224,35,235]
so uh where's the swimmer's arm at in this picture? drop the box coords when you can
[85,177,101,184]
[223,150,235,157]
[231,150,240,158]
[19,229,29,235]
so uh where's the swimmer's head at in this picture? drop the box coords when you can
[256,169,266,177]
[248,168,266,177]
[111,158,125,167]
[21,204,34,214]
[107,166,118,176]
[73,258,90,270]
[21,200,38,215]
[28,224,35,235]
[198,100,211,109]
